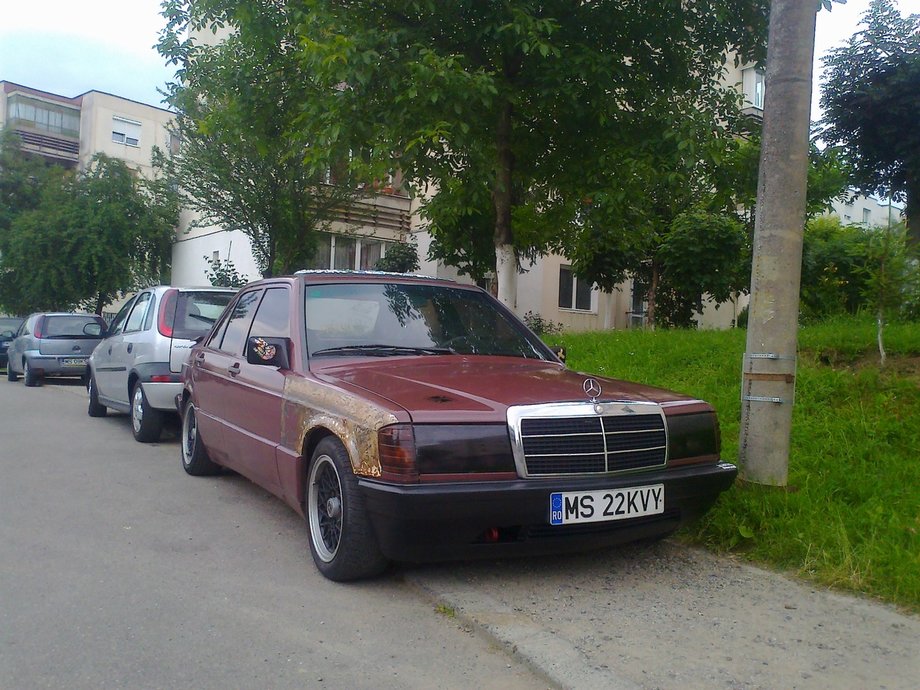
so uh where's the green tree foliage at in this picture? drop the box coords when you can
[820,0,920,244]
[857,221,919,362]
[654,210,748,328]
[0,129,65,238]
[799,215,873,320]
[0,147,178,315]
[286,0,768,307]
[799,214,919,327]
[156,0,359,278]
[717,135,851,235]
[374,241,419,274]
[204,255,249,288]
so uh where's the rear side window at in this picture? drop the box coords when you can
[41,315,106,339]
[171,291,236,340]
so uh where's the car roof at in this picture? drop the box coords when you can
[28,312,101,318]
[144,285,238,293]
[292,270,471,288]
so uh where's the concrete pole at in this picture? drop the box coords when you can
[738,0,818,486]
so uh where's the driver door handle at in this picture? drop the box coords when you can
[228,362,241,377]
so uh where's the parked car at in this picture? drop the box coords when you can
[87,286,237,442]
[6,313,107,387]
[0,316,25,369]
[178,272,737,582]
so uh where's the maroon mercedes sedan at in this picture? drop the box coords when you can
[177,272,736,581]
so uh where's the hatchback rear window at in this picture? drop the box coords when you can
[172,291,235,340]
[41,315,106,339]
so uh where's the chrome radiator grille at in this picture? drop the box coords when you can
[508,403,667,477]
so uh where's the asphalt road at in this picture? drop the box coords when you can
[2,378,918,690]
[0,378,548,690]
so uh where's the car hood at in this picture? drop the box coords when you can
[312,356,704,423]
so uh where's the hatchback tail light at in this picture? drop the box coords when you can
[378,424,419,483]
[158,289,178,338]
[33,316,44,338]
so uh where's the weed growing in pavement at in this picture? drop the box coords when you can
[435,604,457,618]
[555,315,920,611]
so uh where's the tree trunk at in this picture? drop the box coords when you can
[492,98,516,308]
[905,171,919,252]
[738,0,817,486]
[646,261,659,329]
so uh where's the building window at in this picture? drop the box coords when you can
[862,208,872,226]
[742,68,766,111]
[112,116,141,147]
[306,233,390,271]
[6,94,80,137]
[558,266,593,311]
[334,236,356,270]
[752,70,765,109]
[629,284,647,328]
[359,239,385,270]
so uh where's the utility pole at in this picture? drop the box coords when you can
[738,0,818,486]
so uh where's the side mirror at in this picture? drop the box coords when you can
[0,330,13,339]
[246,336,291,369]
[550,345,567,363]
[84,322,105,337]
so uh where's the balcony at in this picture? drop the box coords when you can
[331,189,413,235]
[13,127,80,166]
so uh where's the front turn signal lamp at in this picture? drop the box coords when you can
[378,424,419,483]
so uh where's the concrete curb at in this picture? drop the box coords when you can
[406,573,642,690]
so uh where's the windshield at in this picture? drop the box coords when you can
[305,283,550,360]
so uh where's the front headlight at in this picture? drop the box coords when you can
[666,412,721,465]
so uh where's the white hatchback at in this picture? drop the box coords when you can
[87,286,237,442]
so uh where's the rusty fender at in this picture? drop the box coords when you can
[281,376,400,477]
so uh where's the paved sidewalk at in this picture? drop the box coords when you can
[408,542,919,690]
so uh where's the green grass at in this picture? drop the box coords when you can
[549,315,920,611]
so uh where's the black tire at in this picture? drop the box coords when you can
[306,437,388,582]
[87,374,107,418]
[7,365,17,382]
[23,360,39,387]
[181,400,220,476]
[131,381,163,442]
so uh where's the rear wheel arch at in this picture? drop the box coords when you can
[127,372,140,403]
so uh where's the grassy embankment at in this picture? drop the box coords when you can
[553,315,920,611]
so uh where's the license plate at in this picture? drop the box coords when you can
[62,358,85,366]
[549,484,665,525]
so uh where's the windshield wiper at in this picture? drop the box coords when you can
[311,344,455,357]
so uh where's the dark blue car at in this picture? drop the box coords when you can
[0,317,24,369]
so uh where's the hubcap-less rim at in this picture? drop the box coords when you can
[308,455,343,562]
[132,386,144,433]
[182,405,197,465]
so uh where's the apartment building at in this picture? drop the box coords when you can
[828,191,904,228]
[0,80,174,178]
[169,188,416,287]
[3,72,751,330]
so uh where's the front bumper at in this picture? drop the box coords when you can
[359,461,737,562]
